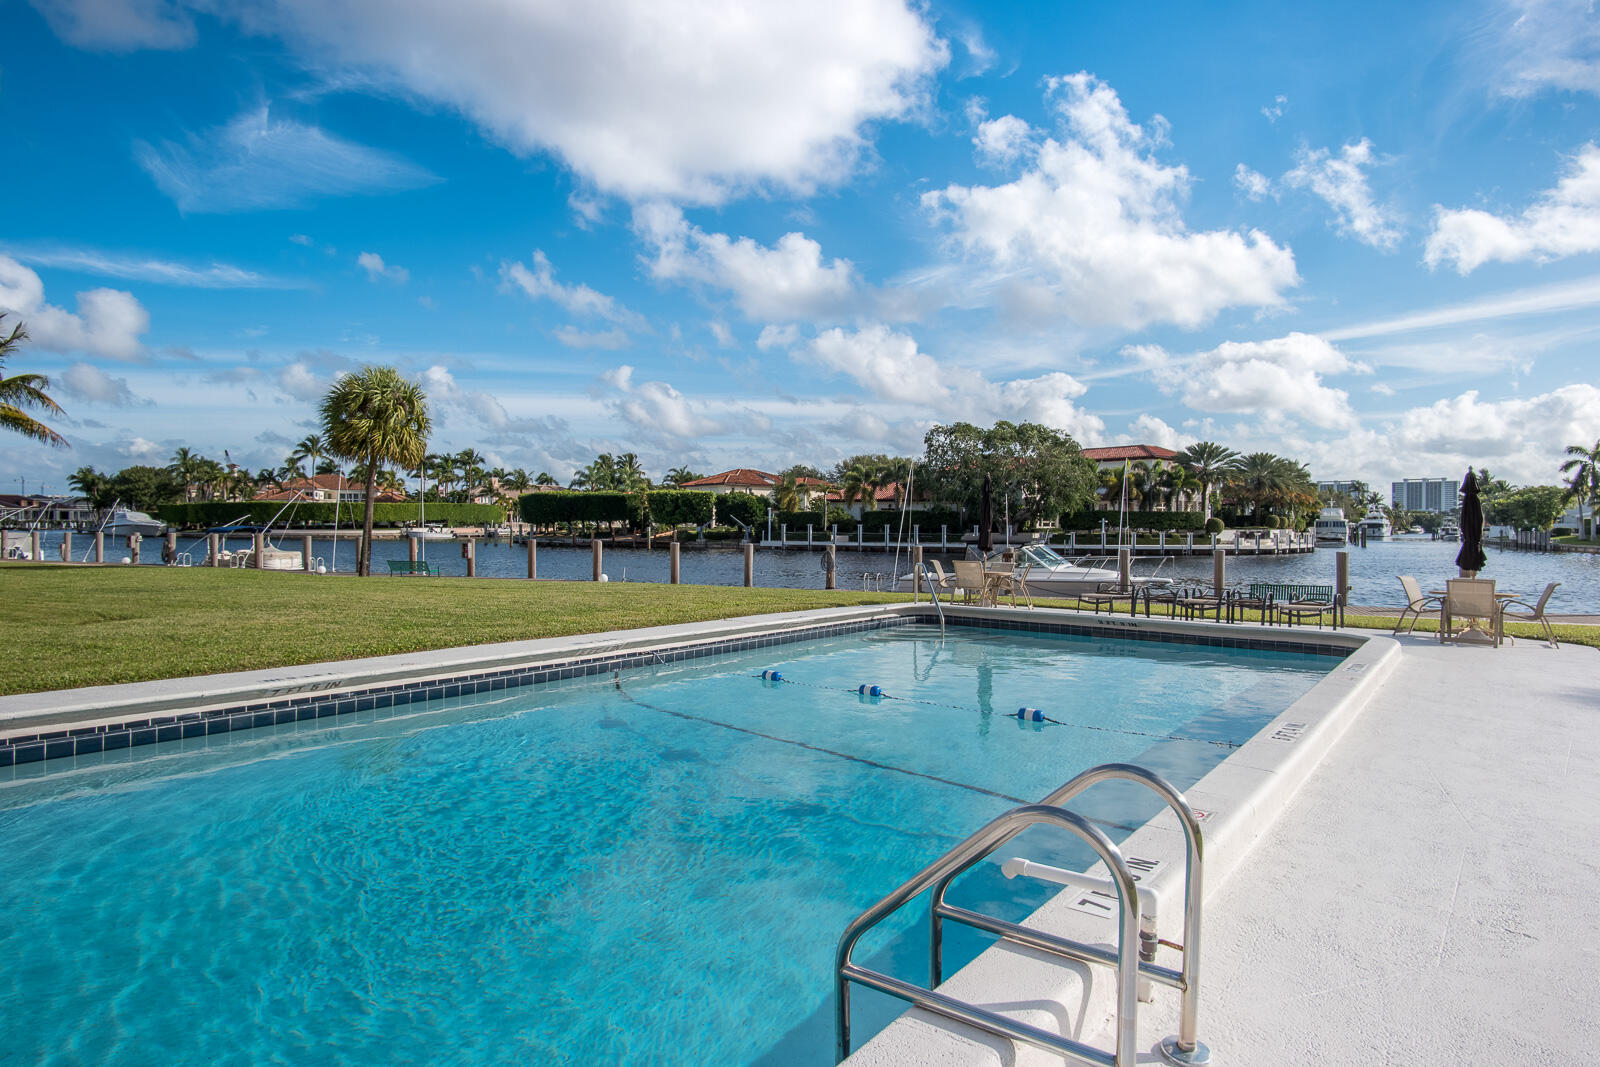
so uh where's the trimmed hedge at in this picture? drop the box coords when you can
[1059,509,1204,532]
[860,508,963,531]
[154,501,503,528]
[645,490,716,527]
[715,491,767,529]
[519,491,632,525]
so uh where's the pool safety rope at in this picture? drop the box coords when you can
[755,671,1243,750]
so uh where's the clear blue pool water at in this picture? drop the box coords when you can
[0,626,1332,1066]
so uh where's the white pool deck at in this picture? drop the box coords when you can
[850,624,1600,1066]
[1133,629,1600,1066]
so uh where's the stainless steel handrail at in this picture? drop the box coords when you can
[927,763,1208,1065]
[835,804,1141,1066]
[914,561,945,636]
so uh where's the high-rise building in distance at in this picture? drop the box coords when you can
[1391,477,1460,513]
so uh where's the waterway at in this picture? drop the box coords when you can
[17,529,1598,611]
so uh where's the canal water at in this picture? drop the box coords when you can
[16,530,1600,611]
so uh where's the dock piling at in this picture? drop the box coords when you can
[527,537,537,579]
[591,539,602,581]
[670,542,680,584]
[95,531,104,563]
[303,535,314,572]
[208,534,220,567]
[743,543,754,587]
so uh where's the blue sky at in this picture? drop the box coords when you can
[5,0,1600,492]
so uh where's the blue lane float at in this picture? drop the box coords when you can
[857,684,884,697]
[1014,707,1045,722]
[761,670,785,682]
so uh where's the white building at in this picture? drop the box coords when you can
[1391,477,1460,513]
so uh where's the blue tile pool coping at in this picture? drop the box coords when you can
[0,610,1351,768]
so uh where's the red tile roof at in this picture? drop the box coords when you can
[1081,445,1180,461]
[679,469,777,488]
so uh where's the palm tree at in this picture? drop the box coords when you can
[1174,441,1241,520]
[1232,452,1286,520]
[1562,439,1600,539]
[503,468,532,494]
[616,452,650,492]
[289,434,327,480]
[68,466,111,512]
[665,465,703,487]
[0,317,68,448]
[774,472,802,513]
[534,471,558,486]
[839,461,879,514]
[320,366,431,576]
[1125,461,1156,510]
[168,447,204,501]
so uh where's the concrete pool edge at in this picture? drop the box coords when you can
[841,619,1401,1067]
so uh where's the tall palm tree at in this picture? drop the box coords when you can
[289,434,326,478]
[503,468,532,494]
[320,366,431,576]
[535,471,558,486]
[616,452,650,492]
[839,461,879,514]
[1562,438,1600,539]
[0,317,68,448]
[168,446,203,501]
[1174,441,1241,520]
[1232,452,1286,519]
[68,466,111,512]
[774,472,802,513]
[665,465,703,487]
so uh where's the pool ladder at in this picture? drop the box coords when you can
[834,763,1209,1066]
[912,561,945,636]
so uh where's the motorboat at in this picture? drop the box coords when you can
[1313,507,1350,544]
[896,542,1170,598]
[103,507,165,537]
[206,544,304,569]
[1354,515,1391,540]
[406,522,455,541]
[1437,523,1460,542]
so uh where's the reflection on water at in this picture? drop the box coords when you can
[18,529,1600,610]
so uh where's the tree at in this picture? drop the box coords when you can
[921,421,1097,527]
[1486,485,1568,531]
[1173,441,1240,520]
[289,435,327,482]
[319,366,431,576]
[502,468,533,494]
[534,471,558,486]
[68,466,113,511]
[838,461,880,513]
[778,463,824,481]
[0,317,68,448]
[664,465,703,486]
[106,465,183,510]
[774,472,802,513]
[1561,438,1600,539]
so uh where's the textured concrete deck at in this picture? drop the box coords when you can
[1138,629,1600,1064]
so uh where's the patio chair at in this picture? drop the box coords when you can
[919,558,956,595]
[1226,584,1273,625]
[1080,579,1140,615]
[951,560,991,606]
[1394,576,1444,636]
[1441,578,1500,646]
[1176,582,1225,622]
[992,563,1033,608]
[1499,582,1560,648]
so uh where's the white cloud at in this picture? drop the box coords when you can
[289,233,314,246]
[757,324,799,350]
[1120,414,1182,449]
[421,364,527,430]
[1234,163,1272,201]
[1385,385,1600,482]
[357,251,409,284]
[30,0,195,51]
[120,436,165,459]
[501,250,642,327]
[553,326,630,350]
[58,363,146,407]
[1261,94,1288,123]
[1282,139,1402,249]
[3,246,296,289]
[1424,143,1600,273]
[802,325,950,405]
[0,255,148,360]
[276,361,325,401]
[596,364,722,438]
[1323,273,1600,340]
[1146,332,1362,430]
[223,0,946,204]
[974,115,1034,166]
[135,106,439,213]
[1490,0,1600,98]
[923,72,1299,330]
[635,204,858,321]
[708,321,735,348]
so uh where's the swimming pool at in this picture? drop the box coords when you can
[0,622,1335,1065]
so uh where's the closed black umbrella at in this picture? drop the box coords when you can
[1456,468,1487,576]
[978,473,993,553]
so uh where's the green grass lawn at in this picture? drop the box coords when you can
[0,564,903,695]
[6,564,1592,696]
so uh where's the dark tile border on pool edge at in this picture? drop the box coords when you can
[1,611,1350,768]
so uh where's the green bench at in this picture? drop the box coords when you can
[1249,583,1343,628]
[387,560,442,576]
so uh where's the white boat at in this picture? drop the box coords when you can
[207,546,304,569]
[1355,515,1391,540]
[406,523,455,541]
[103,507,164,537]
[896,543,1169,598]
[1438,524,1460,542]
[1313,507,1349,544]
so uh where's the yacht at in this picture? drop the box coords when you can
[1313,507,1350,544]
[896,543,1170,598]
[1354,515,1391,540]
[102,507,165,538]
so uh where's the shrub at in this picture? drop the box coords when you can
[519,491,631,526]
[1204,517,1225,535]
[715,491,767,529]
[643,490,715,527]
[154,501,504,528]
[1058,509,1204,532]
[860,507,963,532]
